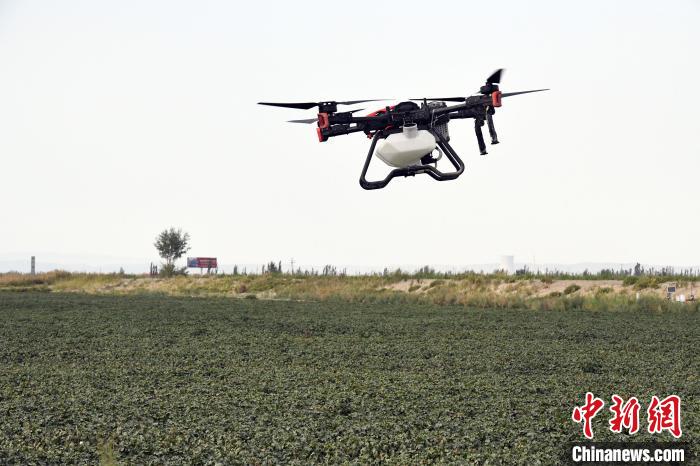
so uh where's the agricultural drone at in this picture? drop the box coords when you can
[258,69,548,190]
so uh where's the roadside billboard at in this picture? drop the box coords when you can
[187,257,218,269]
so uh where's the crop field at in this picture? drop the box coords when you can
[0,292,698,464]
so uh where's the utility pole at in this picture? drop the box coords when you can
[31,256,35,275]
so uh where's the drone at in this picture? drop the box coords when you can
[259,69,548,190]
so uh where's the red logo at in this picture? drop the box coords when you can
[609,395,641,434]
[647,395,682,438]
[572,393,682,439]
[572,392,605,439]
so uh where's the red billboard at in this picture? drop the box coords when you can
[187,257,218,269]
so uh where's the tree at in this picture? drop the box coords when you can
[266,261,281,274]
[154,227,190,276]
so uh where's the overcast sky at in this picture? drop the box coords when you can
[1,0,698,272]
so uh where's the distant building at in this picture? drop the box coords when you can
[500,255,515,275]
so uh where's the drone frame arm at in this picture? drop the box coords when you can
[324,101,484,141]
[359,129,465,190]
[430,97,487,118]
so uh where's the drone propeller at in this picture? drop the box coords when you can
[287,108,366,124]
[410,69,508,102]
[411,96,467,102]
[500,89,549,98]
[412,89,549,102]
[287,117,321,124]
[413,69,544,101]
[258,99,387,110]
[480,68,505,94]
[485,68,504,85]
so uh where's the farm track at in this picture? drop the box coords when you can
[0,292,698,463]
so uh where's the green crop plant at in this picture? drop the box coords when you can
[0,292,697,463]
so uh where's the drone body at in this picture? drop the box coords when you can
[259,70,548,190]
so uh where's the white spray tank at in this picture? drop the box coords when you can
[375,123,437,168]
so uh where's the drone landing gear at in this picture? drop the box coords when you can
[486,110,499,145]
[359,130,465,190]
[475,119,488,155]
[475,110,500,155]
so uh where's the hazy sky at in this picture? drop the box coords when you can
[1,0,698,271]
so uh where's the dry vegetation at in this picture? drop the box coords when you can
[1,271,697,313]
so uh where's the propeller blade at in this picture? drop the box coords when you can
[258,102,319,110]
[411,89,549,103]
[486,68,504,85]
[287,118,318,124]
[286,108,365,124]
[501,89,549,98]
[337,99,388,106]
[410,97,466,102]
[259,100,389,110]
[411,70,509,102]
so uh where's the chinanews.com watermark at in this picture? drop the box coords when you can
[566,393,692,464]
[568,443,689,464]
